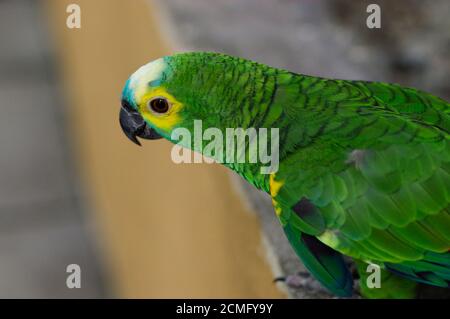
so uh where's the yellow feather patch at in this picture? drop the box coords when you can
[269,174,284,197]
[269,174,284,216]
[128,58,183,133]
[318,229,340,249]
[138,87,183,132]
[318,230,364,260]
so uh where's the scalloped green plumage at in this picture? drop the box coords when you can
[122,52,450,298]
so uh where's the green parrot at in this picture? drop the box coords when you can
[119,52,450,298]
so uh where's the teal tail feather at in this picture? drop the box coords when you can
[386,251,450,288]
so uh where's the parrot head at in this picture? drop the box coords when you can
[119,52,265,146]
[119,56,175,145]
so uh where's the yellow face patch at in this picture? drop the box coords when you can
[128,58,183,133]
[136,87,183,132]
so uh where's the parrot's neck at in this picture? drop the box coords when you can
[170,60,346,192]
[224,162,271,192]
[216,72,346,191]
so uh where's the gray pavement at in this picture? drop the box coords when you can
[0,0,106,298]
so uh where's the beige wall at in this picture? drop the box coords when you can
[45,0,284,298]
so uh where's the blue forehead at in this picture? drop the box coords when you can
[121,78,137,108]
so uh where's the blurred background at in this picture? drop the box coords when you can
[0,0,448,298]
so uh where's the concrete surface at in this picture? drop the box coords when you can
[0,0,106,298]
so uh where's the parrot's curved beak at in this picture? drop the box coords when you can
[119,101,162,146]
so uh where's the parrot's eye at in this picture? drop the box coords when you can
[148,97,170,114]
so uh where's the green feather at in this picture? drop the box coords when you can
[284,223,353,297]
[123,52,450,297]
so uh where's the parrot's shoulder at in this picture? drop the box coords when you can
[342,80,450,135]
[271,137,450,264]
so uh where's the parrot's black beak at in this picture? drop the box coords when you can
[119,100,162,146]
